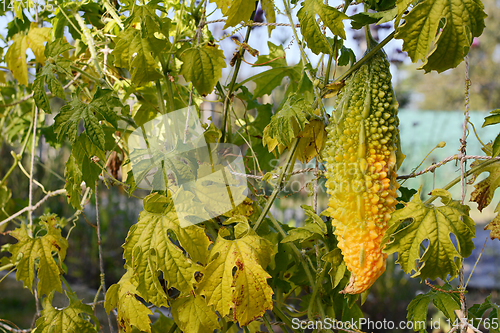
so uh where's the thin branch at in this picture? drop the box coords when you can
[0,189,66,228]
[28,106,38,232]
[0,323,31,333]
[184,0,207,143]
[458,54,471,333]
[28,105,40,328]
[93,184,114,333]
[103,0,124,30]
[465,237,488,289]
[74,11,103,77]
[396,155,500,179]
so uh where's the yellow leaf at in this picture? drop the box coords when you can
[223,197,254,218]
[104,270,152,333]
[296,118,326,163]
[485,215,500,241]
[27,23,51,64]
[6,33,29,85]
[170,294,220,333]
[262,125,286,155]
[197,231,274,326]
[484,201,500,241]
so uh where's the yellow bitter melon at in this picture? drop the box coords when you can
[323,48,403,294]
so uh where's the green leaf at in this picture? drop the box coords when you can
[263,94,312,149]
[45,38,75,58]
[482,110,500,131]
[179,44,226,96]
[350,7,398,29]
[395,0,487,73]
[151,313,175,333]
[71,133,106,188]
[64,154,83,210]
[33,62,68,113]
[406,285,460,333]
[365,0,398,11]
[9,220,68,296]
[281,224,324,244]
[254,66,301,98]
[492,134,500,157]
[170,295,220,333]
[253,42,287,68]
[54,89,120,149]
[210,0,257,29]
[261,0,276,36]
[114,27,167,85]
[338,46,356,67]
[123,194,211,301]
[469,295,500,333]
[383,187,475,281]
[197,230,275,326]
[33,291,99,333]
[297,0,348,54]
[105,270,153,333]
[301,204,327,232]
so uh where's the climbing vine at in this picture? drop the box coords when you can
[0,0,498,332]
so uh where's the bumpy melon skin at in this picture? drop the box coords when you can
[323,50,401,294]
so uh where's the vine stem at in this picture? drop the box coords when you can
[93,184,114,333]
[221,0,259,142]
[264,209,330,326]
[27,105,39,329]
[262,313,276,333]
[332,30,395,85]
[103,0,124,30]
[0,189,67,228]
[458,54,470,333]
[423,158,497,206]
[283,0,328,122]
[253,138,300,231]
[74,11,103,77]
[184,0,207,143]
[28,106,39,232]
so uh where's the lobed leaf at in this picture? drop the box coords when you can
[9,219,68,296]
[383,188,475,281]
[114,28,166,86]
[170,295,220,333]
[105,270,153,333]
[406,285,460,333]
[197,230,275,326]
[297,0,348,54]
[33,291,99,333]
[263,94,312,150]
[210,0,257,29]
[179,45,226,96]
[54,89,120,150]
[396,0,487,72]
[123,194,211,302]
